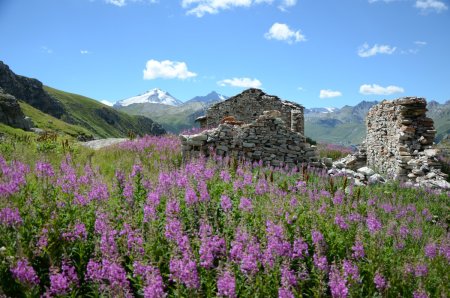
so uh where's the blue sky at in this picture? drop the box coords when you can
[0,0,449,108]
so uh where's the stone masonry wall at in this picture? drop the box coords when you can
[181,111,318,168]
[365,97,439,181]
[205,89,304,135]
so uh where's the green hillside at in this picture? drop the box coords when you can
[117,101,209,133]
[45,87,165,138]
[19,101,92,138]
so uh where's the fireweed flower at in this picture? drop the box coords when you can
[281,265,297,288]
[313,253,328,272]
[0,207,23,227]
[88,182,109,202]
[165,199,180,217]
[414,263,428,277]
[424,243,437,259]
[373,272,387,292]
[366,214,382,234]
[199,223,226,268]
[62,222,87,242]
[217,269,236,298]
[11,258,40,286]
[239,197,253,212]
[198,180,210,202]
[292,237,309,259]
[133,262,165,298]
[329,265,348,298]
[169,257,200,289]
[334,215,349,230]
[311,230,324,247]
[342,260,360,282]
[86,259,132,297]
[230,229,261,275]
[351,241,365,259]
[220,195,232,212]
[278,287,295,298]
[413,289,429,298]
[263,221,291,268]
[35,161,54,178]
[48,262,79,295]
[184,186,198,205]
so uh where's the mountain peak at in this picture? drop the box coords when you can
[184,91,229,104]
[115,88,183,107]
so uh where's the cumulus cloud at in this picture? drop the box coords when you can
[358,43,396,57]
[414,41,427,46]
[415,0,448,13]
[264,23,306,44]
[181,0,297,17]
[218,77,262,88]
[80,50,90,54]
[359,84,404,95]
[143,59,197,80]
[100,100,114,106]
[319,89,342,98]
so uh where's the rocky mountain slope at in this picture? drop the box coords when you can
[0,61,166,138]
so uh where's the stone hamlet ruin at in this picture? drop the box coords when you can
[181,91,449,189]
[331,97,449,189]
[182,88,320,168]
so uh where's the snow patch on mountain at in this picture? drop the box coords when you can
[115,88,182,107]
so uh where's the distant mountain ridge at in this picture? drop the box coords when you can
[304,99,450,145]
[115,90,228,133]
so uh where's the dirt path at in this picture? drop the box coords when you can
[80,138,128,150]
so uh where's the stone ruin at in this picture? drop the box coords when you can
[196,88,304,135]
[183,89,319,168]
[331,97,450,189]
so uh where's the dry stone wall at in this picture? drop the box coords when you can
[365,97,438,180]
[205,89,304,135]
[331,97,449,189]
[181,111,319,168]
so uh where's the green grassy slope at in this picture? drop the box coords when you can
[19,101,92,138]
[45,87,165,138]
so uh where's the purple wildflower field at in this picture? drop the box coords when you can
[0,135,449,297]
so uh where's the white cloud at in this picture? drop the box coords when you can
[181,0,297,17]
[143,59,197,80]
[105,0,126,6]
[415,0,448,13]
[100,100,114,106]
[218,77,262,88]
[319,89,342,98]
[41,46,53,54]
[368,0,400,3]
[80,50,90,54]
[264,23,306,44]
[358,43,396,57]
[414,40,427,46]
[359,84,404,95]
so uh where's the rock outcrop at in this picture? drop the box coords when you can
[0,88,32,130]
[0,61,66,119]
[181,111,319,168]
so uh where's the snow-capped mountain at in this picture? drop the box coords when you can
[305,107,339,114]
[115,88,183,107]
[183,91,228,105]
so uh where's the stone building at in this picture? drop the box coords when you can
[182,111,319,168]
[332,96,449,189]
[365,97,440,180]
[196,88,305,135]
